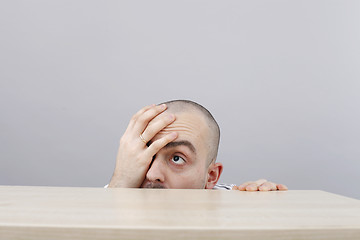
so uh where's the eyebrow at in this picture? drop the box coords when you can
[163,140,196,154]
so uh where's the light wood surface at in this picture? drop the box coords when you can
[0,186,360,240]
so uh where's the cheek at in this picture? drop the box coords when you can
[167,167,206,189]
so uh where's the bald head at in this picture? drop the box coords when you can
[160,100,220,165]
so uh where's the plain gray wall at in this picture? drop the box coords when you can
[1,0,359,199]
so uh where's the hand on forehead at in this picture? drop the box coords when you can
[152,108,210,144]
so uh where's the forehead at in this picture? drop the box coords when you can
[154,110,210,150]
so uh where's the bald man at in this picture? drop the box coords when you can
[108,100,287,191]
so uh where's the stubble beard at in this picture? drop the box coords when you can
[142,182,166,189]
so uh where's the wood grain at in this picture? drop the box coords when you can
[0,186,360,239]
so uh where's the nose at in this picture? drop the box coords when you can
[145,156,165,183]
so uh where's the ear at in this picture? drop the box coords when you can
[205,162,223,189]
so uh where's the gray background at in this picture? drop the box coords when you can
[1,0,359,199]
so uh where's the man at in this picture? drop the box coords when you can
[108,100,287,191]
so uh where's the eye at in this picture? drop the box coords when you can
[171,155,186,165]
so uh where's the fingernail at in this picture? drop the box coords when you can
[170,132,177,138]
[168,114,175,121]
[161,104,167,109]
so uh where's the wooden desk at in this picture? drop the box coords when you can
[0,186,359,240]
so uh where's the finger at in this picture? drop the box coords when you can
[255,179,267,186]
[127,104,156,130]
[276,184,288,191]
[131,104,156,123]
[267,181,277,191]
[237,181,252,191]
[232,186,239,190]
[132,104,168,134]
[245,183,259,191]
[141,113,176,144]
[145,132,178,159]
[259,182,273,191]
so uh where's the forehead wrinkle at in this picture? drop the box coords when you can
[158,125,203,142]
[161,120,197,131]
[153,111,210,156]
[164,140,196,154]
[159,117,208,138]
